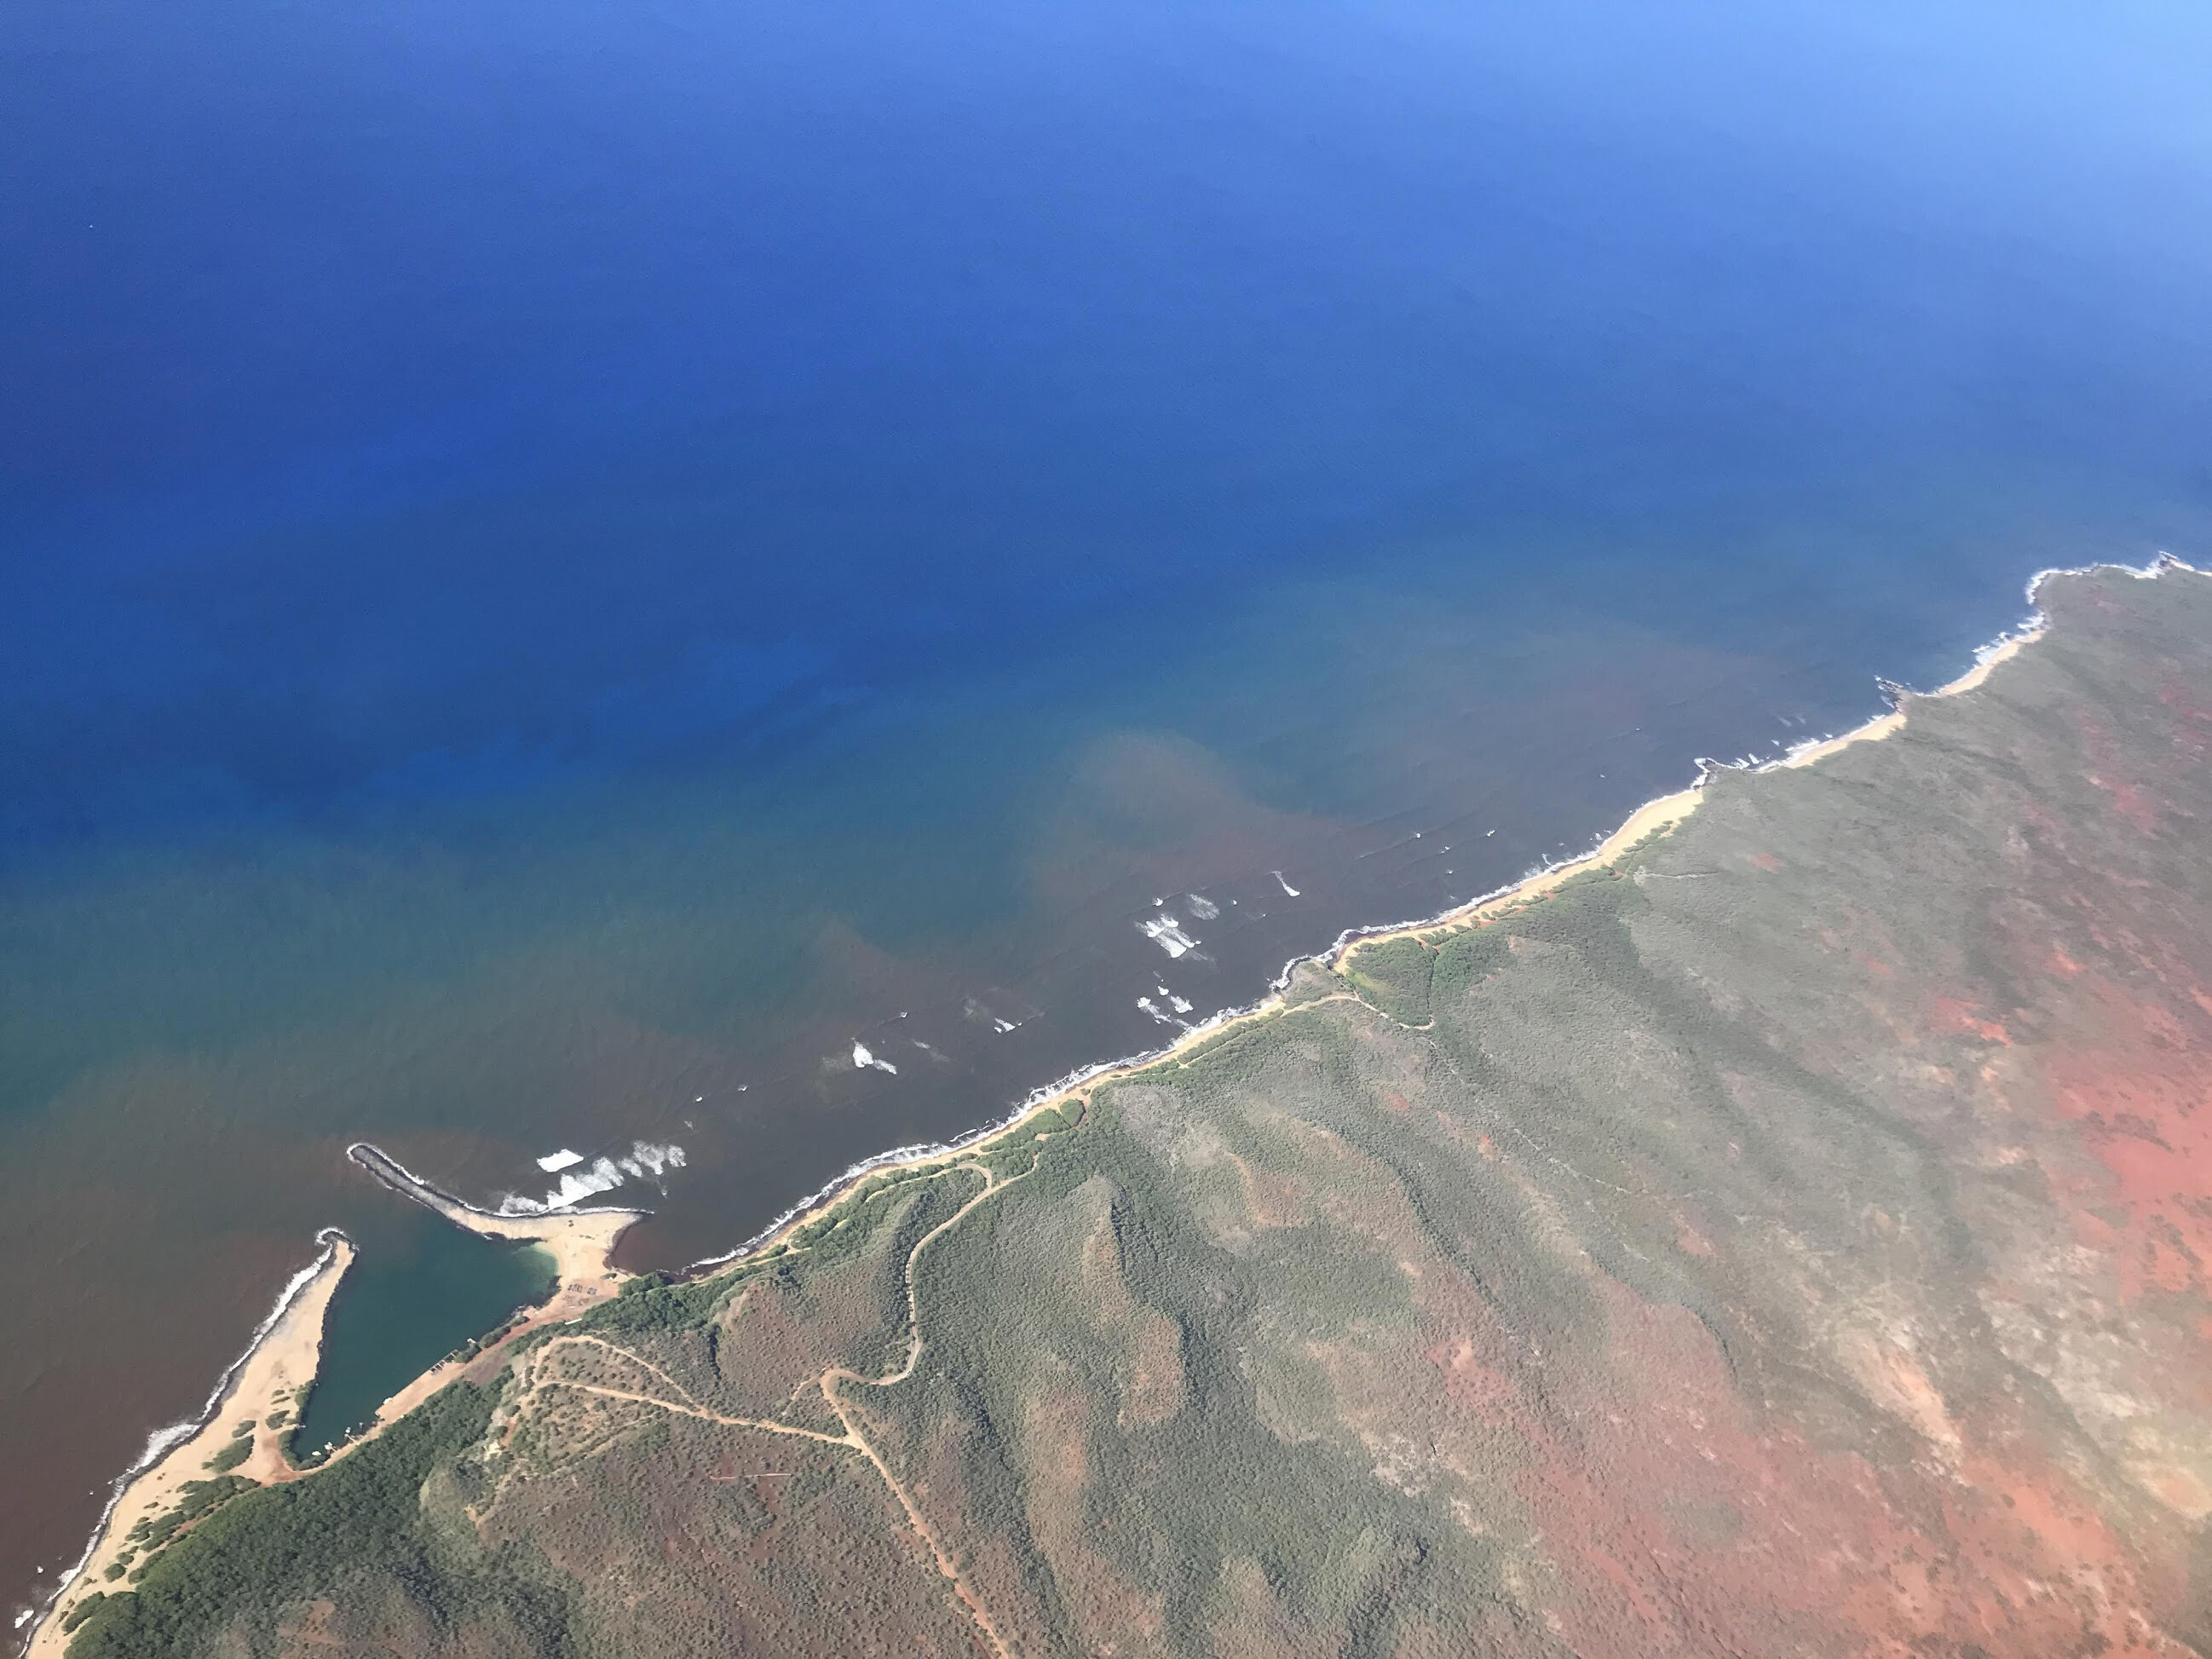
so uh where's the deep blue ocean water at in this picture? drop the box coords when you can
[5,0,2211,1623]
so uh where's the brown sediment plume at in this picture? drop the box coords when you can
[27,1233,354,1657]
[678,562,2142,1277]
[38,556,2195,1656]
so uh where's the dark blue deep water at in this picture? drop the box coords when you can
[5,0,2210,1621]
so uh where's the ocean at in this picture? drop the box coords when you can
[5,0,2210,1628]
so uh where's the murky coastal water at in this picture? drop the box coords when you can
[6,0,2212,1631]
[291,1220,554,1460]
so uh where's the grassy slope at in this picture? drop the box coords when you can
[74,565,2212,1657]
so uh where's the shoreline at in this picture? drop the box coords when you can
[327,1145,640,1442]
[345,1143,641,1311]
[27,552,2196,1656]
[693,556,2197,1264]
[26,1230,356,1657]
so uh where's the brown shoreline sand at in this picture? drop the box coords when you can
[25,1165,641,1657]
[29,1234,356,1657]
[26,564,2111,1656]
[1777,625,2042,771]
[746,586,2067,1253]
[396,585,2069,1308]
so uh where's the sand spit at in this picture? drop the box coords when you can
[343,1143,639,1405]
[111,1143,651,1512]
[345,1143,638,1316]
[27,1231,355,1657]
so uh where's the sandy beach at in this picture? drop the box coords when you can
[707,779,1719,1261]
[684,585,2085,1273]
[1778,626,2042,771]
[24,1157,640,1656]
[1334,781,1707,978]
[1339,610,2057,975]
[336,1144,641,1436]
[29,1232,355,1657]
[27,562,2122,1657]
[617,562,2203,1278]
[348,1143,637,1315]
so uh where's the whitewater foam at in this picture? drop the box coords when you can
[499,1141,688,1214]
[1139,914,1198,958]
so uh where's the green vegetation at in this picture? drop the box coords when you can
[68,567,2212,1656]
[67,1383,570,1659]
[123,1476,251,1561]
[1343,935,1436,1024]
[574,1267,740,1336]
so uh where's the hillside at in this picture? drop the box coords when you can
[60,562,2212,1657]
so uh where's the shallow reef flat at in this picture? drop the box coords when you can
[48,561,2212,1657]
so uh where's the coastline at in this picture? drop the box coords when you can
[26,1230,355,1657]
[27,552,2195,1657]
[713,556,2194,1259]
[332,1145,640,1437]
[345,1143,639,1320]
[1775,618,2044,771]
[20,1146,641,1659]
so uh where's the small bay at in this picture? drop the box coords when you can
[292,1212,556,1460]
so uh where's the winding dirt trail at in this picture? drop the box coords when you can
[814,1159,1034,1658]
[514,1149,1049,1659]
[524,1371,851,1449]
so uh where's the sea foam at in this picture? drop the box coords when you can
[499,1141,688,1214]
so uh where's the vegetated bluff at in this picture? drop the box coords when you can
[66,563,2212,1657]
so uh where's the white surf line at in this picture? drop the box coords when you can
[23,1228,351,1647]
[1764,552,2200,771]
[672,557,2212,1284]
[375,559,2212,1318]
[413,557,2212,1306]
[347,1143,643,1224]
[31,554,2188,1655]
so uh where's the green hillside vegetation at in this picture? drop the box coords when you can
[64,1384,574,1658]
[65,564,2212,1656]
